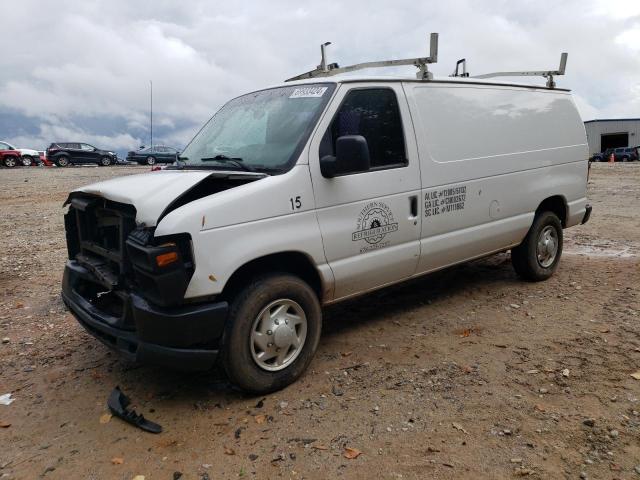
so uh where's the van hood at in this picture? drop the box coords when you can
[66,169,266,226]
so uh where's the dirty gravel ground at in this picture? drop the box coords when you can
[1,164,639,480]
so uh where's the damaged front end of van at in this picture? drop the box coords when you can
[61,170,265,370]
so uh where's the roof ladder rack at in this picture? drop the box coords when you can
[285,33,439,82]
[471,52,568,88]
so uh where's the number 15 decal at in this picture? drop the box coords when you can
[289,196,302,210]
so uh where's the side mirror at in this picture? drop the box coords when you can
[320,135,370,178]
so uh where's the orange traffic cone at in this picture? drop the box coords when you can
[609,152,615,163]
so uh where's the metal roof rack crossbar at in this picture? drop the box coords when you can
[471,52,568,88]
[285,33,439,82]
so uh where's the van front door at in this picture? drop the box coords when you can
[308,84,422,300]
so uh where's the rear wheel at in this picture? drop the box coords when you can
[56,156,70,167]
[511,211,563,281]
[3,156,18,168]
[622,156,629,162]
[21,156,33,167]
[146,156,156,165]
[99,156,112,166]
[221,274,322,394]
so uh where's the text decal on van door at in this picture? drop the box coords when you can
[424,185,467,218]
[289,87,328,98]
[352,202,398,253]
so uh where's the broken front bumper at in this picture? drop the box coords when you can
[62,260,228,371]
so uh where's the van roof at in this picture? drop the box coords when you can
[281,74,571,92]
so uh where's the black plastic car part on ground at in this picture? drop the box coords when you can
[46,142,117,167]
[126,146,180,165]
[107,386,162,434]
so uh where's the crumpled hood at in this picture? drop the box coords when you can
[66,169,265,226]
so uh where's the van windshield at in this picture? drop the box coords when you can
[180,83,335,174]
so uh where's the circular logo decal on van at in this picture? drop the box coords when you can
[352,202,398,245]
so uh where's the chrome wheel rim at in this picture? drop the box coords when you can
[537,225,558,268]
[250,299,307,372]
[22,157,32,166]
[101,157,110,165]
[5,157,16,167]
[147,157,156,165]
[58,158,68,166]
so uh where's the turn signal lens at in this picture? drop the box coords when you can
[156,251,179,267]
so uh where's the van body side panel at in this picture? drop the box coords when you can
[403,83,588,274]
[155,165,329,299]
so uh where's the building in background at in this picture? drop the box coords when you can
[584,119,640,155]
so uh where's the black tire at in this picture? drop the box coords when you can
[221,274,322,394]
[56,156,70,167]
[99,156,112,166]
[21,156,33,167]
[3,156,18,168]
[511,211,563,281]
[146,156,156,165]
[622,156,629,162]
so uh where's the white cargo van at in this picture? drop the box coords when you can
[62,39,591,393]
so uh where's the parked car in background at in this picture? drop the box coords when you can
[614,146,638,161]
[0,141,39,166]
[591,146,638,162]
[46,143,118,167]
[0,147,22,167]
[126,145,180,165]
[37,151,54,166]
[591,148,614,162]
[113,157,135,166]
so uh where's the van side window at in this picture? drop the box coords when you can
[321,88,407,170]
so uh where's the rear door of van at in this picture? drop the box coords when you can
[308,83,422,300]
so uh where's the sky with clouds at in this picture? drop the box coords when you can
[1,0,639,153]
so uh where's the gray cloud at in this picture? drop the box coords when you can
[1,0,639,151]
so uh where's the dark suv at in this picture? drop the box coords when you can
[614,146,638,162]
[592,146,639,162]
[46,143,118,167]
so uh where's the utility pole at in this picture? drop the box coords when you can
[150,80,153,150]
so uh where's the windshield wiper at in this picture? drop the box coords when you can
[200,155,255,172]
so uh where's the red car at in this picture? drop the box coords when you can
[37,151,54,167]
[0,149,21,168]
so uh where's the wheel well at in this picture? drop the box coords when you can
[221,252,323,302]
[536,196,567,227]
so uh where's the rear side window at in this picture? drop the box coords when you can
[321,88,406,170]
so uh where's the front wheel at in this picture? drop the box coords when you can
[99,156,112,166]
[221,274,322,394]
[146,156,156,165]
[21,156,33,167]
[511,211,563,281]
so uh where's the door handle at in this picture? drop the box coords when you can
[409,195,418,219]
